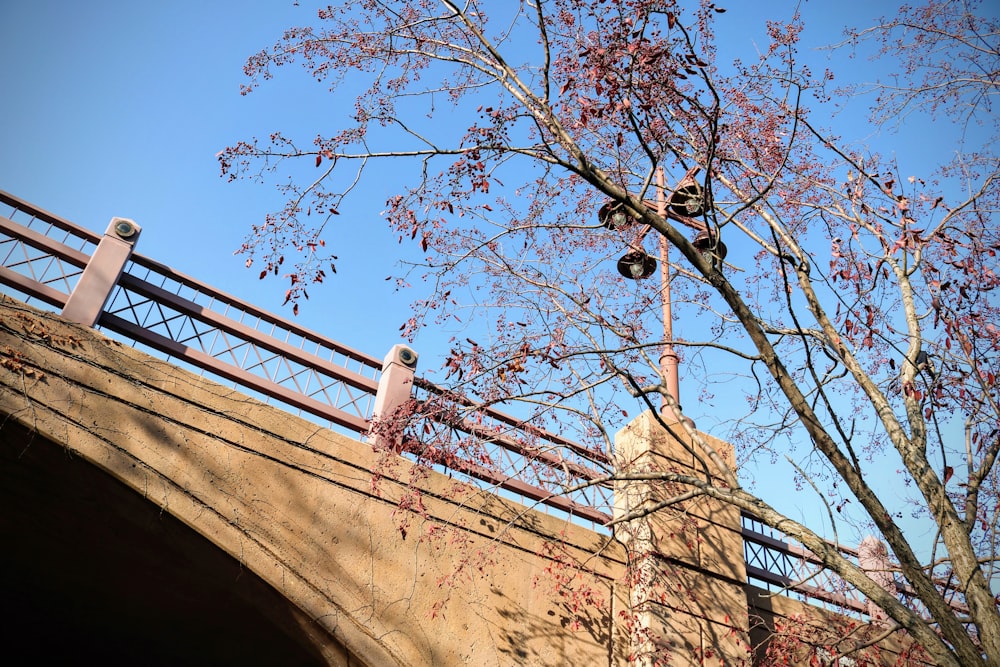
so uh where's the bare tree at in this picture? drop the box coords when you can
[220,1,1000,664]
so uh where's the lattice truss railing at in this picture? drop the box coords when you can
[742,512,870,617]
[741,512,970,627]
[407,379,614,525]
[100,255,383,433]
[0,192,98,307]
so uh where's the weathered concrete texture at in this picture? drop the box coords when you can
[614,410,751,666]
[747,585,926,665]
[0,417,338,666]
[0,296,628,666]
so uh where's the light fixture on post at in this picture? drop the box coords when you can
[598,168,722,413]
[668,176,707,218]
[692,230,727,266]
[598,201,636,230]
[616,250,657,280]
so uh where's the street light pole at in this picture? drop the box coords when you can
[656,168,680,412]
[602,167,725,416]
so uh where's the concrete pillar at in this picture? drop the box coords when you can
[614,410,750,666]
[62,217,140,327]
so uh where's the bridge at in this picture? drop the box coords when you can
[0,191,919,665]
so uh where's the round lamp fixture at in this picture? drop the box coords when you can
[113,219,137,239]
[398,346,418,368]
[597,201,636,230]
[617,250,657,280]
[669,183,706,218]
[692,230,727,264]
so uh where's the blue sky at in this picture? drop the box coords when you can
[1,1,986,547]
[0,0,932,365]
[0,0,418,358]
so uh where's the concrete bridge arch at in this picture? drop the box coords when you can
[0,296,626,666]
[1,419,336,665]
[2,296,921,666]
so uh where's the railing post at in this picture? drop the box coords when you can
[858,536,895,623]
[370,344,419,449]
[61,217,140,327]
[614,411,750,666]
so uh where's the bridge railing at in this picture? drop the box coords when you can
[742,511,871,616]
[0,193,98,308]
[0,190,967,624]
[741,511,970,628]
[0,189,614,525]
[405,378,614,524]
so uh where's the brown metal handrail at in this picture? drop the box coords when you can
[0,188,612,524]
[741,510,970,623]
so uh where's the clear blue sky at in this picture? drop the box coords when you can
[0,1,977,546]
[0,0,418,358]
[0,0,939,362]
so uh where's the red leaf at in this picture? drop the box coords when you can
[315,154,322,167]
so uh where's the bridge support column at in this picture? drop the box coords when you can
[614,410,750,666]
[62,217,140,327]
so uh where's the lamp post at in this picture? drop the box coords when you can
[655,168,680,410]
[598,167,726,412]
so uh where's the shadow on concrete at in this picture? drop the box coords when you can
[0,420,338,666]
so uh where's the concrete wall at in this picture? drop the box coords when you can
[0,295,632,665]
[0,295,912,666]
[747,584,926,665]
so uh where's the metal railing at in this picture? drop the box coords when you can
[105,254,383,433]
[742,511,870,616]
[0,194,98,307]
[742,511,970,626]
[0,189,968,626]
[0,189,613,525]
